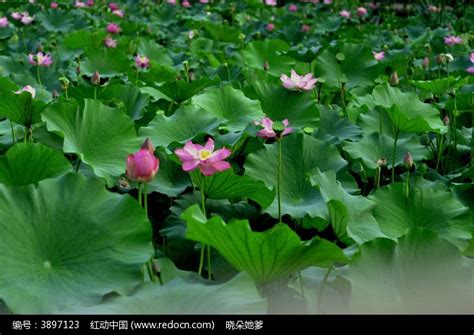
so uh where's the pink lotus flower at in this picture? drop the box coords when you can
[113,10,124,17]
[11,12,22,20]
[135,55,150,69]
[167,0,176,4]
[255,117,293,139]
[422,56,430,68]
[182,0,191,7]
[368,2,377,9]
[104,36,117,48]
[126,139,159,183]
[469,52,474,63]
[50,2,59,8]
[266,23,275,32]
[372,51,385,61]
[357,7,368,16]
[265,0,277,6]
[106,23,120,34]
[175,138,231,176]
[280,69,318,91]
[28,52,53,67]
[467,67,474,74]
[302,24,310,32]
[444,35,462,46]
[14,85,36,98]
[200,0,209,3]
[109,2,119,10]
[188,30,195,39]
[0,17,8,28]
[87,0,94,6]
[21,14,34,25]
[289,4,297,12]
[324,0,332,4]
[75,1,86,7]
[340,10,350,18]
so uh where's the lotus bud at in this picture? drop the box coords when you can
[422,56,430,68]
[443,115,450,126]
[404,152,414,169]
[389,71,399,86]
[91,71,100,86]
[263,60,270,71]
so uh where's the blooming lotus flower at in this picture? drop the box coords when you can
[75,1,86,7]
[255,117,293,139]
[444,35,462,46]
[470,53,474,63]
[87,0,94,6]
[50,2,58,8]
[109,2,119,10]
[14,85,36,98]
[167,0,176,4]
[280,69,318,91]
[182,0,191,8]
[266,23,275,31]
[467,67,474,74]
[0,17,8,28]
[340,10,350,18]
[265,0,277,6]
[302,24,310,32]
[21,14,34,25]
[106,23,120,34]
[372,51,385,61]
[11,12,22,20]
[289,4,297,12]
[126,139,159,183]
[324,0,332,4]
[135,55,150,69]
[104,36,117,48]
[112,9,124,17]
[175,138,231,176]
[422,56,430,68]
[28,52,53,67]
[357,7,367,16]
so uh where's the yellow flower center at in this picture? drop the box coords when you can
[199,150,212,160]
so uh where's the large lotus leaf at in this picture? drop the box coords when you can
[192,169,275,209]
[245,133,346,219]
[63,271,265,314]
[137,40,173,68]
[411,77,467,95]
[192,86,264,132]
[42,100,141,186]
[0,143,71,187]
[204,22,241,43]
[343,132,428,171]
[37,9,82,33]
[310,170,387,244]
[243,39,296,77]
[315,105,363,144]
[99,84,149,121]
[147,149,191,197]
[139,106,220,148]
[369,183,472,250]
[182,205,347,284]
[247,80,319,128]
[0,173,152,314]
[0,91,41,126]
[372,83,446,133]
[81,48,129,77]
[63,30,107,50]
[156,78,214,104]
[347,228,473,313]
[314,44,378,89]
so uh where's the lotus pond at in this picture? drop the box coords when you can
[0,0,472,314]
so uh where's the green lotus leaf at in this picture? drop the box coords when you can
[315,105,363,144]
[63,259,265,314]
[0,143,71,187]
[139,106,220,148]
[369,183,472,250]
[315,44,378,89]
[157,78,215,104]
[192,85,264,132]
[137,40,173,68]
[63,30,107,50]
[0,91,41,126]
[310,169,387,244]
[343,132,428,171]
[411,77,467,95]
[245,133,346,219]
[0,173,152,313]
[243,39,296,77]
[371,83,446,133]
[42,99,141,186]
[182,205,347,285]
[81,48,129,77]
[99,84,149,121]
[37,9,83,33]
[347,228,473,313]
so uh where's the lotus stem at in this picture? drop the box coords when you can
[277,137,283,223]
[391,128,400,183]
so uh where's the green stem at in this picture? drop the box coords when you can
[197,245,205,276]
[277,138,283,223]
[198,177,207,277]
[436,134,443,172]
[317,267,332,313]
[36,65,42,87]
[75,159,81,172]
[375,166,381,189]
[143,183,148,218]
[65,88,69,100]
[94,86,98,100]
[391,129,400,183]
[405,170,410,198]
[138,183,142,207]
[146,259,155,283]
[207,244,212,280]
[10,120,15,144]
[298,271,305,298]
